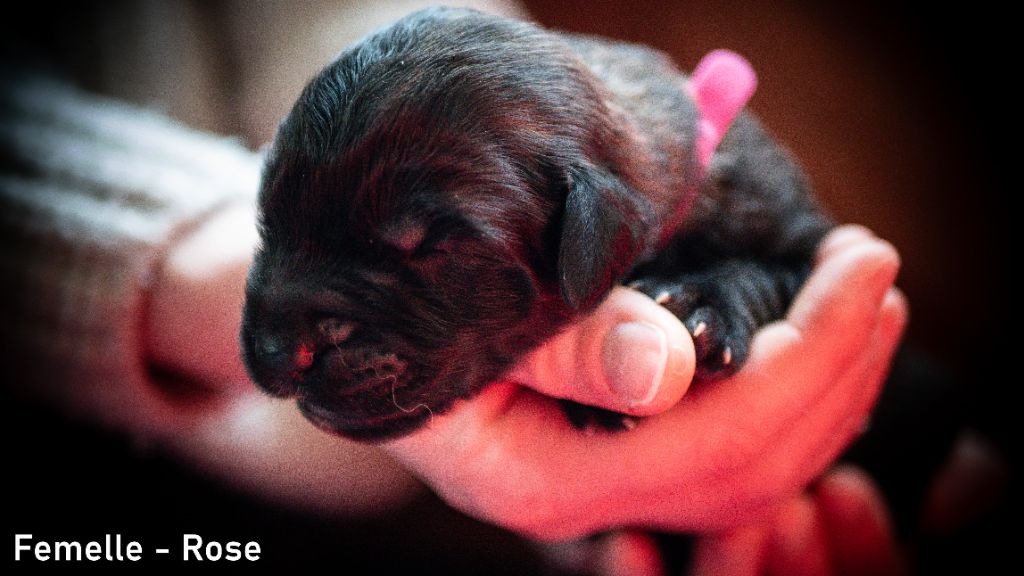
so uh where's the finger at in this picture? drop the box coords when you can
[596,531,666,576]
[579,279,903,534]
[788,236,900,370]
[385,240,906,539]
[691,523,769,576]
[764,495,832,576]
[780,287,909,480]
[622,284,904,534]
[816,225,876,263]
[384,285,905,540]
[508,287,695,415]
[816,466,905,576]
[732,287,908,521]
[652,255,904,503]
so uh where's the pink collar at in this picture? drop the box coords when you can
[687,50,758,168]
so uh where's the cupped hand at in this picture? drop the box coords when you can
[384,225,906,540]
[146,211,905,539]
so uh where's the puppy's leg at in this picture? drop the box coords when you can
[561,254,817,432]
[629,259,810,381]
[622,112,831,382]
[562,257,812,431]
[562,114,831,429]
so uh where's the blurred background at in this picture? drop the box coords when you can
[2,0,1012,573]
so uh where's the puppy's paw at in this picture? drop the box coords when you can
[628,277,751,381]
[560,400,639,434]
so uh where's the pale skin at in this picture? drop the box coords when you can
[146,202,907,573]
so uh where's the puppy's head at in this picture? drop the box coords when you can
[241,8,654,440]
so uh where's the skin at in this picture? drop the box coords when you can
[147,203,906,556]
[386,225,906,539]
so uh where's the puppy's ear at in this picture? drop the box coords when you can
[557,166,650,310]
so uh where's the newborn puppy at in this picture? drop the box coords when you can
[241,7,832,440]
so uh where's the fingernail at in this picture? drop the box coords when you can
[602,322,667,407]
[671,346,692,376]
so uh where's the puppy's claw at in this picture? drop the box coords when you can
[620,417,638,431]
[655,291,672,305]
[722,346,733,366]
[692,321,707,338]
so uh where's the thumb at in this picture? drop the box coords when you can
[507,287,695,416]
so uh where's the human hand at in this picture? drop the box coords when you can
[145,213,904,536]
[384,225,907,540]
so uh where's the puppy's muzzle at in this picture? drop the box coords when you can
[244,310,406,398]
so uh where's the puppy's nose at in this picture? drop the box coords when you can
[251,318,356,375]
[256,332,286,357]
[254,333,308,374]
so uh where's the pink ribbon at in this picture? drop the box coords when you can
[687,49,758,168]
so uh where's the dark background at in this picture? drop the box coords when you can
[3,1,1013,573]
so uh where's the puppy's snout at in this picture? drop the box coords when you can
[242,284,411,402]
[253,317,357,375]
[264,333,316,367]
[318,317,356,345]
[244,330,307,397]
[254,332,288,364]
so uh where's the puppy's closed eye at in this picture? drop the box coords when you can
[381,218,427,255]
[381,214,485,260]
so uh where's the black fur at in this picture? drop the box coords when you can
[241,7,832,441]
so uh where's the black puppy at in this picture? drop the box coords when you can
[241,7,832,441]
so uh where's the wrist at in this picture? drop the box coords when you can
[146,200,260,392]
